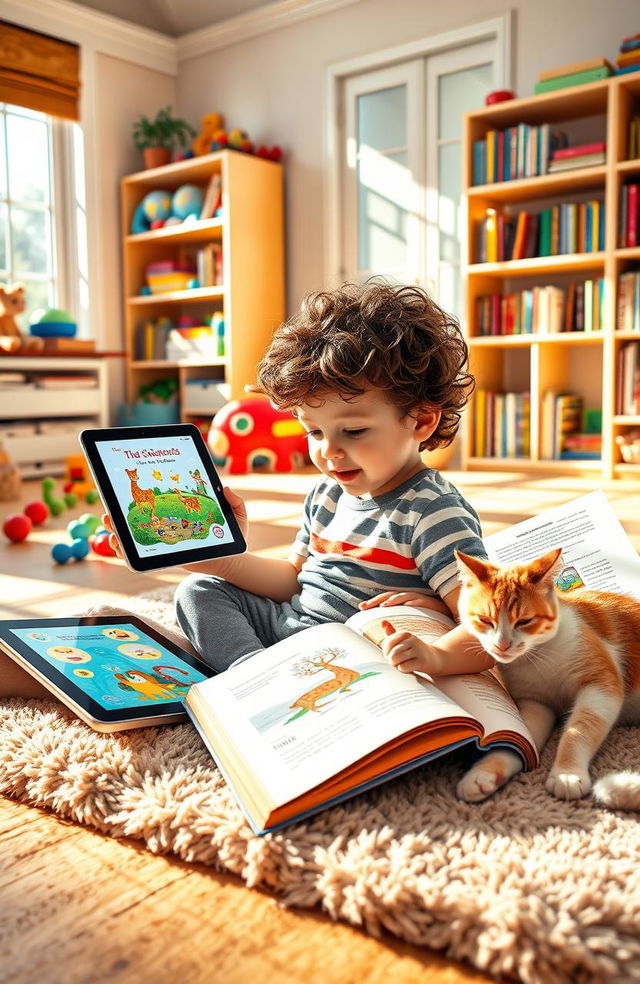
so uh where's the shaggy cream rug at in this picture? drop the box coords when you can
[1,589,639,984]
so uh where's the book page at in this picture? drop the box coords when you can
[484,490,640,598]
[433,670,539,766]
[189,621,474,806]
[346,604,455,646]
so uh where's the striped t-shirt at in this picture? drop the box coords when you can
[277,469,487,634]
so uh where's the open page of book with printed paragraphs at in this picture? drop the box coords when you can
[185,605,538,834]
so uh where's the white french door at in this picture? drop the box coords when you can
[338,38,498,321]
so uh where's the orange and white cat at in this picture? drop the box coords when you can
[455,548,640,810]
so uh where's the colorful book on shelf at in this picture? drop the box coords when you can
[552,141,606,160]
[616,48,640,68]
[547,151,606,171]
[615,63,640,76]
[537,57,613,82]
[534,65,612,94]
[200,173,222,219]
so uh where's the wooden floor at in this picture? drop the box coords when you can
[2,467,640,984]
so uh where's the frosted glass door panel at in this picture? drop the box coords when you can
[426,49,495,321]
[343,62,423,285]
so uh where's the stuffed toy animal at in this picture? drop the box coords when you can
[0,283,43,353]
[208,398,309,474]
[192,112,225,156]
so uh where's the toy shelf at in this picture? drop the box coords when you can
[0,356,109,477]
[121,149,285,424]
[462,69,640,480]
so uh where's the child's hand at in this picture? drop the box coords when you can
[380,619,444,676]
[360,591,450,616]
[101,514,124,560]
[222,485,248,539]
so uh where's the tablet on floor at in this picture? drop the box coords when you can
[0,615,212,732]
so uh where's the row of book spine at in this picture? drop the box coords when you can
[475,200,604,263]
[540,392,584,460]
[619,184,639,247]
[473,390,530,459]
[135,320,221,361]
[616,341,640,415]
[618,271,640,332]
[472,123,566,185]
[474,279,605,336]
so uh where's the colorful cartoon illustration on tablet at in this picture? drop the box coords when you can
[102,627,139,641]
[117,643,162,660]
[47,645,92,664]
[190,469,209,496]
[114,670,181,701]
[123,468,224,547]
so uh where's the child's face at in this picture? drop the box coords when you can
[296,389,439,498]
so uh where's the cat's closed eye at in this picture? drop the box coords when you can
[515,617,534,628]
[475,616,494,628]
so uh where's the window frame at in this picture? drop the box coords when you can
[0,102,88,337]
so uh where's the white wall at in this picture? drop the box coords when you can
[176,0,640,315]
[92,53,175,417]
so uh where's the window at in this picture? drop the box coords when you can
[0,102,88,334]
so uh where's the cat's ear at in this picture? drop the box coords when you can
[455,550,495,584]
[528,548,563,584]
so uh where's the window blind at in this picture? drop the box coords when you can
[0,20,80,121]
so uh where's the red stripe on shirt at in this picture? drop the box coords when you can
[310,532,416,570]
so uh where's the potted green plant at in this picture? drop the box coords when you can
[132,106,196,169]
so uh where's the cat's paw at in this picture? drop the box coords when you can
[457,764,505,802]
[546,770,591,800]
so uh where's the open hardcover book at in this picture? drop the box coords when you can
[185,604,538,835]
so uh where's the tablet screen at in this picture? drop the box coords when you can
[81,425,246,571]
[7,620,211,714]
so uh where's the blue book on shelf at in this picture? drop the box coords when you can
[473,140,486,185]
[615,64,640,75]
[599,203,605,249]
[585,204,593,252]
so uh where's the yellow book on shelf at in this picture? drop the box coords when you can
[474,388,487,457]
[485,208,498,263]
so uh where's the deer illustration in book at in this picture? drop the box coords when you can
[288,648,363,714]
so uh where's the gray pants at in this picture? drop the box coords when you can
[175,574,294,673]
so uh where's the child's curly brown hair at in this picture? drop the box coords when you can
[253,282,473,451]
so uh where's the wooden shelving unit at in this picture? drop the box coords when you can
[121,150,285,421]
[461,71,640,481]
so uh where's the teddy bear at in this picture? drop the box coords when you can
[192,112,225,157]
[0,283,43,353]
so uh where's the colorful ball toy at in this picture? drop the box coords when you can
[3,513,32,542]
[171,184,204,219]
[23,501,49,525]
[91,531,117,557]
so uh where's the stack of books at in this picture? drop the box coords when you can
[615,31,640,75]
[617,271,640,332]
[534,57,613,94]
[548,141,606,172]
[541,392,583,460]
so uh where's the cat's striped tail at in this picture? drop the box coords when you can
[593,772,640,811]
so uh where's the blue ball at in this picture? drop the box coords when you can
[70,538,90,560]
[51,543,73,564]
[172,184,204,220]
[142,190,172,222]
[67,520,90,540]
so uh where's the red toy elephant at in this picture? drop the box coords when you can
[208,398,309,474]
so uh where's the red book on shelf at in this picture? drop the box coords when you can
[627,184,639,248]
[552,141,606,161]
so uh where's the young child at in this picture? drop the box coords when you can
[114,282,492,678]
[0,282,493,700]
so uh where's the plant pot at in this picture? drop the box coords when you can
[143,147,171,169]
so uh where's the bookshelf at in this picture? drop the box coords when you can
[462,71,640,481]
[121,150,285,424]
